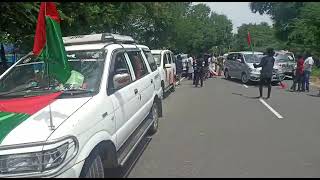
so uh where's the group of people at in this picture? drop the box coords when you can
[290,52,314,92]
[252,48,317,99]
[176,53,224,88]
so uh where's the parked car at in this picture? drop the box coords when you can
[274,50,296,77]
[224,51,285,84]
[0,33,163,178]
[151,50,176,95]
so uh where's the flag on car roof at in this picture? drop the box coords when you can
[33,2,71,83]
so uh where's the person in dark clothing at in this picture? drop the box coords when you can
[290,55,304,92]
[253,48,275,99]
[194,56,205,87]
[203,53,209,79]
[175,55,183,85]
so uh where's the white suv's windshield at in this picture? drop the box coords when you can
[152,54,161,67]
[275,54,295,63]
[244,54,261,63]
[0,50,105,98]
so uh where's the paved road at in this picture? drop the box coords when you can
[125,77,320,178]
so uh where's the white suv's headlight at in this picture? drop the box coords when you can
[0,136,78,177]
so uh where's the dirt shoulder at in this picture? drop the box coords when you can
[311,76,320,88]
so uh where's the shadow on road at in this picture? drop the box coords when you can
[105,136,152,178]
[231,92,261,99]
[222,77,283,87]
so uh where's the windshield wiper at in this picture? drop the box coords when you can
[62,89,95,96]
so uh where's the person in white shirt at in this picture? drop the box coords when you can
[303,52,314,92]
[187,55,194,80]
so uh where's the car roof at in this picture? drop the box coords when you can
[228,51,263,55]
[151,49,171,54]
[65,43,149,51]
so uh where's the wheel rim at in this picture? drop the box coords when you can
[242,74,248,83]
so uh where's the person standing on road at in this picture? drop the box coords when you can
[302,52,314,92]
[290,54,304,92]
[187,55,194,80]
[194,55,205,87]
[175,55,183,85]
[253,48,275,99]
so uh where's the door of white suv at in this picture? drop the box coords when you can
[107,49,141,149]
[126,50,154,127]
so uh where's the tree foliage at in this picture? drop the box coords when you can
[0,2,233,56]
[250,2,320,58]
[232,22,285,52]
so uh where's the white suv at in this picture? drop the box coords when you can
[0,33,162,178]
[151,50,176,96]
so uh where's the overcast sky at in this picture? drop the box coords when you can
[194,2,273,34]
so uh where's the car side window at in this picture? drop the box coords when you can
[227,54,235,61]
[143,50,157,72]
[127,51,149,80]
[168,53,172,64]
[172,53,176,63]
[164,53,169,65]
[108,52,133,93]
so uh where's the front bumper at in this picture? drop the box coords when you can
[249,73,285,82]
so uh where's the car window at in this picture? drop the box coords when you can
[127,51,149,80]
[227,53,236,61]
[143,50,157,72]
[168,53,172,64]
[172,53,176,63]
[164,53,169,65]
[109,52,132,91]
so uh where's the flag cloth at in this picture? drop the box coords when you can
[33,2,71,83]
[247,31,254,53]
[247,31,252,47]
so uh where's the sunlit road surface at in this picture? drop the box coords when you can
[125,77,320,178]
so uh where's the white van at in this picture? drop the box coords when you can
[0,33,162,178]
[151,50,176,96]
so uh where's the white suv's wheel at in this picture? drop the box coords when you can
[224,69,231,79]
[241,73,249,84]
[80,150,104,178]
[148,102,159,135]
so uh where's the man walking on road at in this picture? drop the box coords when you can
[253,48,275,99]
[303,52,314,92]
[290,54,304,92]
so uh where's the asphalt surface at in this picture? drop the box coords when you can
[124,76,320,178]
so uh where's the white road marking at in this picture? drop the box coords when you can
[176,77,185,85]
[243,84,248,88]
[259,98,283,119]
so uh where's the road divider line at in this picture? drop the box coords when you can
[176,77,185,85]
[243,84,248,88]
[259,98,283,119]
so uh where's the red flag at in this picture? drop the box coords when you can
[32,2,71,83]
[247,31,251,47]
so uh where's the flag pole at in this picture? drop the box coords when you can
[44,2,55,130]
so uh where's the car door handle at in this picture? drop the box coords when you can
[151,79,153,84]
[134,89,138,94]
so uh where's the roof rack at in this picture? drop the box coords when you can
[63,33,135,45]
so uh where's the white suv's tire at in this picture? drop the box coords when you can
[80,149,105,178]
[148,102,159,135]
[224,69,231,79]
[241,73,249,84]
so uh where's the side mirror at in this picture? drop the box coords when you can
[113,73,131,90]
[165,64,172,68]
